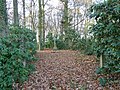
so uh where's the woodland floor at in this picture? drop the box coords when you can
[23,50,120,90]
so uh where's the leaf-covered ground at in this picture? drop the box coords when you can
[23,50,120,90]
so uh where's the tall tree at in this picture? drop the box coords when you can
[63,0,69,32]
[29,0,36,31]
[22,0,25,26]
[61,0,78,49]
[73,0,76,31]
[42,0,45,49]
[60,0,69,40]
[38,0,42,50]
[0,0,8,37]
[13,0,19,26]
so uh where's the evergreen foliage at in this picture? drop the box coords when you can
[89,0,120,86]
[45,32,54,49]
[0,27,37,89]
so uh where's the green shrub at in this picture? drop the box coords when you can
[89,0,120,86]
[45,32,54,49]
[56,39,67,50]
[0,26,37,89]
[84,38,95,55]
[45,30,95,52]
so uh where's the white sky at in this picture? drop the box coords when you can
[48,0,60,7]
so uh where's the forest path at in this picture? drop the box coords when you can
[23,50,119,90]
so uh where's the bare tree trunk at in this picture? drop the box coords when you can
[53,36,57,50]
[13,0,19,26]
[73,0,76,31]
[64,0,68,32]
[38,0,42,50]
[30,0,32,30]
[4,0,8,26]
[42,0,45,49]
[100,54,105,68]
[0,0,8,37]
[76,9,79,33]
[22,0,26,26]
[53,15,57,50]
